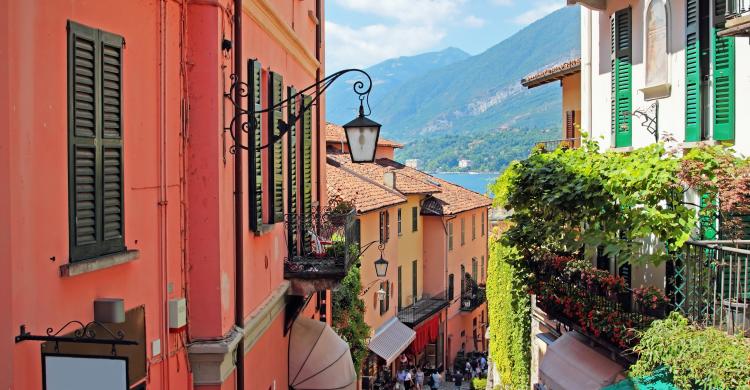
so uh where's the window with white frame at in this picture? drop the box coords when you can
[645,0,669,89]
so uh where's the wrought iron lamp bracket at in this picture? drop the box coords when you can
[223,68,374,154]
[630,101,659,142]
[15,321,138,356]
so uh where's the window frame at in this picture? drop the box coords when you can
[461,218,466,246]
[411,206,418,232]
[448,221,454,251]
[397,208,402,236]
[642,0,672,99]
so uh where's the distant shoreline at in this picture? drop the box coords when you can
[429,171,500,175]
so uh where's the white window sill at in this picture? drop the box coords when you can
[639,83,671,101]
[60,249,140,277]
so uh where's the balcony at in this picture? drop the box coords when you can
[397,292,450,327]
[284,209,357,295]
[460,285,486,312]
[534,137,580,153]
[531,256,666,362]
[673,241,749,336]
[720,0,750,37]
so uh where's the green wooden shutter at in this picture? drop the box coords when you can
[611,8,632,148]
[685,0,702,142]
[287,86,297,252]
[248,60,263,231]
[300,95,313,218]
[100,31,125,252]
[68,21,124,261]
[712,30,735,141]
[267,71,284,223]
[700,193,718,239]
[713,0,726,28]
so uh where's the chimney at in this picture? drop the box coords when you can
[384,172,396,189]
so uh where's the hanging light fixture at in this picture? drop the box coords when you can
[377,287,386,301]
[373,244,389,278]
[343,102,382,163]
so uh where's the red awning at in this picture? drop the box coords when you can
[407,315,440,355]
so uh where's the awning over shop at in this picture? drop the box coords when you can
[368,318,416,365]
[539,332,624,390]
[289,317,357,390]
[407,315,440,355]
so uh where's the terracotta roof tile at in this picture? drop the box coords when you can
[326,160,406,213]
[328,155,492,215]
[521,58,581,88]
[326,122,404,148]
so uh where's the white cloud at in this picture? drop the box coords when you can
[326,21,446,71]
[463,15,486,28]
[334,0,466,23]
[326,0,471,70]
[513,1,566,25]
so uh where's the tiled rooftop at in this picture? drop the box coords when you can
[521,58,581,88]
[326,122,404,148]
[327,155,492,216]
[326,159,407,213]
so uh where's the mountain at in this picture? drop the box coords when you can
[326,47,471,124]
[326,6,581,171]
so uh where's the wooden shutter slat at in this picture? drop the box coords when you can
[685,0,702,142]
[301,95,313,218]
[287,86,298,251]
[248,59,263,231]
[268,71,284,223]
[712,30,735,141]
[611,8,632,148]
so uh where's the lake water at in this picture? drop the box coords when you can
[432,172,499,197]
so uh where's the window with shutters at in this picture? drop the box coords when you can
[286,86,298,252]
[68,21,125,262]
[711,29,735,141]
[411,206,418,232]
[249,60,264,231]
[472,214,476,241]
[398,266,403,311]
[301,95,314,219]
[397,208,402,236]
[448,274,455,300]
[461,218,466,246]
[412,260,417,303]
[472,258,478,281]
[611,8,633,148]
[481,211,485,236]
[267,71,284,223]
[379,211,390,244]
[448,221,454,251]
[565,111,576,140]
[644,0,670,93]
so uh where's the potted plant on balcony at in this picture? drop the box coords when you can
[327,194,355,226]
[602,274,631,310]
[633,286,670,318]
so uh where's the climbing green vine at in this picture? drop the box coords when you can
[486,240,530,388]
[331,260,371,372]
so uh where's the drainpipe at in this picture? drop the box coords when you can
[158,1,171,388]
[232,0,245,388]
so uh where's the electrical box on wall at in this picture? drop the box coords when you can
[168,298,186,330]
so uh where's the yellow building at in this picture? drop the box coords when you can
[327,136,491,384]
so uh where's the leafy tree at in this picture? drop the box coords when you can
[331,261,371,372]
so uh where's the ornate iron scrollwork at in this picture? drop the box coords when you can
[631,101,659,142]
[15,321,137,356]
[223,68,374,154]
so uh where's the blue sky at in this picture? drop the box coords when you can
[325,0,567,71]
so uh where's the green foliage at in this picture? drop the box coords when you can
[472,377,487,389]
[331,262,371,372]
[486,241,530,388]
[396,127,558,172]
[492,139,703,265]
[631,312,750,389]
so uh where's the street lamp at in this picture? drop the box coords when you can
[344,104,382,163]
[373,243,389,278]
[377,287,387,302]
[225,67,380,163]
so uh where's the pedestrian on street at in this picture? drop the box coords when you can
[415,367,425,390]
[430,370,441,390]
[453,369,463,389]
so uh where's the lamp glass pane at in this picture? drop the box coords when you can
[346,126,378,162]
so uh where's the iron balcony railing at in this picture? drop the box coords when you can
[726,0,750,18]
[532,260,665,360]
[397,291,450,327]
[283,209,357,279]
[460,285,486,312]
[672,240,750,337]
[534,137,581,152]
